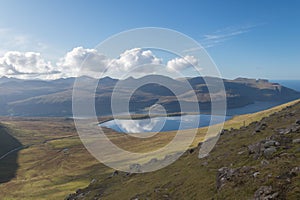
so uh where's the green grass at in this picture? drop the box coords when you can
[73,99,300,199]
[0,118,107,200]
[0,99,299,199]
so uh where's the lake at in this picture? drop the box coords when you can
[100,114,232,133]
[99,101,283,133]
[100,80,300,133]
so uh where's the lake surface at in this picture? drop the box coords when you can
[99,101,285,133]
[99,80,300,133]
[100,114,231,133]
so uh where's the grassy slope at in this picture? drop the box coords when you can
[69,99,300,200]
[0,118,105,200]
[0,125,22,156]
[0,125,22,183]
[0,99,299,199]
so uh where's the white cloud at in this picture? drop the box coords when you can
[198,24,262,49]
[108,48,162,76]
[55,47,163,78]
[0,51,58,79]
[56,47,110,78]
[166,55,199,71]
[112,48,161,69]
[0,47,198,79]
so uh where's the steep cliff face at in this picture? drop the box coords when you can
[67,101,300,200]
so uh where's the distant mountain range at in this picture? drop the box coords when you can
[0,75,299,117]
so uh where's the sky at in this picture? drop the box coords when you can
[0,0,299,80]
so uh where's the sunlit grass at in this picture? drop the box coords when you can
[0,99,299,199]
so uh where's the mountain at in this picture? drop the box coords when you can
[0,75,299,116]
[67,100,300,200]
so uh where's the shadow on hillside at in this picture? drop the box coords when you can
[0,124,22,184]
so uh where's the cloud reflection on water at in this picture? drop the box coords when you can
[100,114,230,134]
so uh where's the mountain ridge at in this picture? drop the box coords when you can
[0,75,299,116]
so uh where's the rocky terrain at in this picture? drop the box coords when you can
[67,101,300,199]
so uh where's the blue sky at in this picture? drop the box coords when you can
[0,0,299,79]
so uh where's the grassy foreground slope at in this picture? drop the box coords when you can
[68,100,300,200]
[0,125,22,183]
[0,100,299,199]
[0,125,22,156]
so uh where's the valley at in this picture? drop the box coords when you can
[68,100,300,199]
[0,100,299,199]
[1,1,299,199]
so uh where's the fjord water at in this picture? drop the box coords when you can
[100,80,300,133]
[99,101,284,133]
[272,80,300,92]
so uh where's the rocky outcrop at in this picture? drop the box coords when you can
[253,186,279,200]
[248,139,280,160]
[216,167,236,190]
[263,147,277,159]
[254,122,268,133]
[216,166,255,190]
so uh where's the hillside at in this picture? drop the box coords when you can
[0,100,299,199]
[67,100,300,200]
[0,75,299,116]
[0,125,22,183]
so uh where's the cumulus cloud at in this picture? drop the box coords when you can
[166,55,199,71]
[110,48,162,72]
[0,51,58,79]
[0,47,199,79]
[56,47,110,78]
[55,47,162,78]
